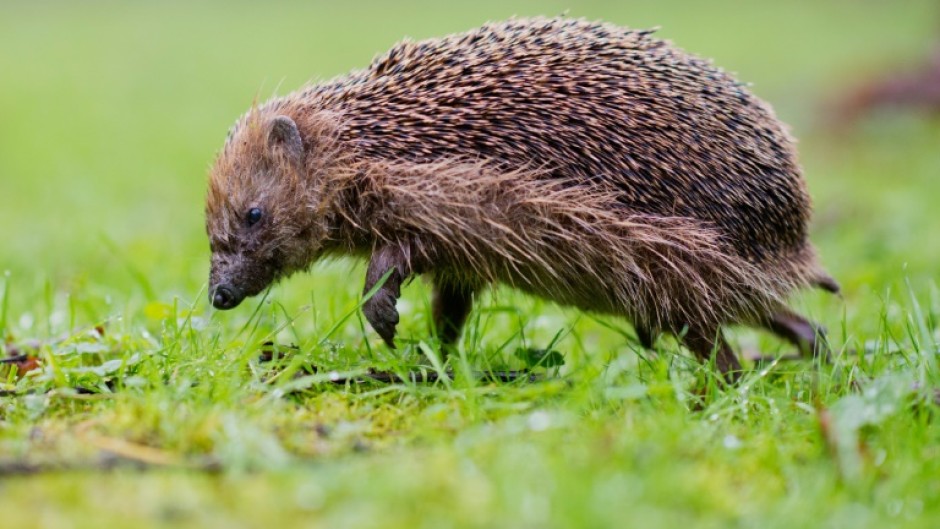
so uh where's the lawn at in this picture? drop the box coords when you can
[1,1,939,527]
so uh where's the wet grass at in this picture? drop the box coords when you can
[1,1,939,527]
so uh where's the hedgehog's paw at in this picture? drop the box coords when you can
[363,289,400,348]
[764,309,831,362]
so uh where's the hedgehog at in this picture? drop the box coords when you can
[205,17,838,379]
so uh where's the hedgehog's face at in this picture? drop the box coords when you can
[206,114,323,310]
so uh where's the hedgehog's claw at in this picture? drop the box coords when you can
[364,288,400,348]
[363,245,412,349]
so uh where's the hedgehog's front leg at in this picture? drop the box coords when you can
[362,245,413,348]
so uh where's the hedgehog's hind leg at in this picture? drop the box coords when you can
[763,308,831,361]
[682,325,742,382]
[635,323,656,350]
[431,281,476,351]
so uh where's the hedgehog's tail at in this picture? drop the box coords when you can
[812,272,841,295]
[782,243,841,297]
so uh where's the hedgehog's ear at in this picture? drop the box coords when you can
[267,115,303,160]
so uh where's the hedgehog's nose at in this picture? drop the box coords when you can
[211,285,241,310]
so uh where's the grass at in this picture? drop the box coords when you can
[1,0,939,527]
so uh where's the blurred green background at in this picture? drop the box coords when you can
[1,1,939,527]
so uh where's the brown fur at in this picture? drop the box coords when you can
[206,17,837,378]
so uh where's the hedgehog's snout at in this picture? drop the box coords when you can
[208,251,277,310]
[210,284,243,310]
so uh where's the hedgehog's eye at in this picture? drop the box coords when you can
[246,207,263,227]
